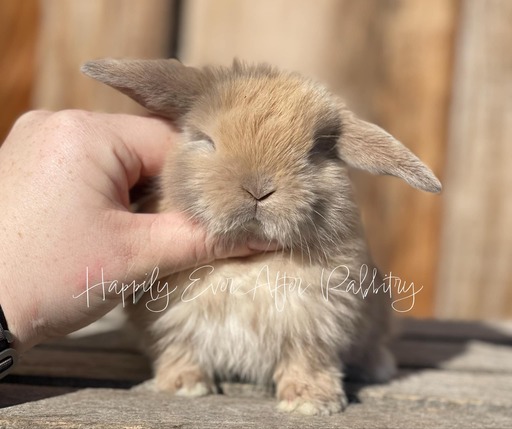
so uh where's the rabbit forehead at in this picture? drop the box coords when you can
[189,73,339,158]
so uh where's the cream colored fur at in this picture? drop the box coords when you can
[82,59,441,415]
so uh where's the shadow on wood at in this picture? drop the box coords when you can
[2,318,511,411]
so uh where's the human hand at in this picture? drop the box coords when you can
[0,110,273,353]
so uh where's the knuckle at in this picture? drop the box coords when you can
[40,110,100,155]
[44,109,93,133]
[11,110,51,133]
[18,109,51,124]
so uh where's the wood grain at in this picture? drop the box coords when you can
[350,0,459,317]
[33,0,175,113]
[2,386,511,429]
[11,347,151,382]
[436,0,512,319]
[3,318,512,428]
[0,383,78,408]
[0,0,40,143]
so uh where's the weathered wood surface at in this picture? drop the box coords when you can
[1,317,511,428]
[1,385,511,429]
[0,0,39,143]
[32,0,175,114]
[436,0,512,319]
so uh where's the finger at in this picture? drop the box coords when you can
[96,112,181,178]
[120,211,276,279]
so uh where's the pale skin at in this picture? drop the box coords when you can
[0,110,274,354]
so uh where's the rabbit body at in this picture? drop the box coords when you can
[82,59,441,415]
[130,248,394,414]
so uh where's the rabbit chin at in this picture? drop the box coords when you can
[230,219,289,247]
[241,218,266,235]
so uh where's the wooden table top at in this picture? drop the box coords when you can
[1,311,511,428]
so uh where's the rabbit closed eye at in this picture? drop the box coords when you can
[82,59,440,415]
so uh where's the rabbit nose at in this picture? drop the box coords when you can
[244,185,276,201]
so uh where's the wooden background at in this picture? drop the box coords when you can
[1,0,510,320]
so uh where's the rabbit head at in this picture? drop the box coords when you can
[82,59,441,262]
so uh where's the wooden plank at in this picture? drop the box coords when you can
[45,330,141,354]
[436,0,512,319]
[392,340,512,373]
[32,0,175,113]
[0,0,39,143]
[179,0,457,317]
[1,383,511,429]
[4,319,512,426]
[0,383,77,409]
[400,318,512,343]
[348,0,458,318]
[359,369,512,408]
[10,346,151,383]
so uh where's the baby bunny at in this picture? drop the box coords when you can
[82,59,441,415]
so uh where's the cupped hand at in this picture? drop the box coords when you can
[0,110,270,353]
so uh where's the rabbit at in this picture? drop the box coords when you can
[81,58,441,416]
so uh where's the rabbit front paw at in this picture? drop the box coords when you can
[275,364,347,416]
[155,366,215,397]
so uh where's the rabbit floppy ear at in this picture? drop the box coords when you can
[338,114,442,193]
[81,58,205,120]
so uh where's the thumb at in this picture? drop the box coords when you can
[120,211,278,279]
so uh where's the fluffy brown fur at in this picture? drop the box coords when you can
[82,58,441,415]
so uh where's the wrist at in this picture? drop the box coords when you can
[0,305,19,379]
[0,274,42,355]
